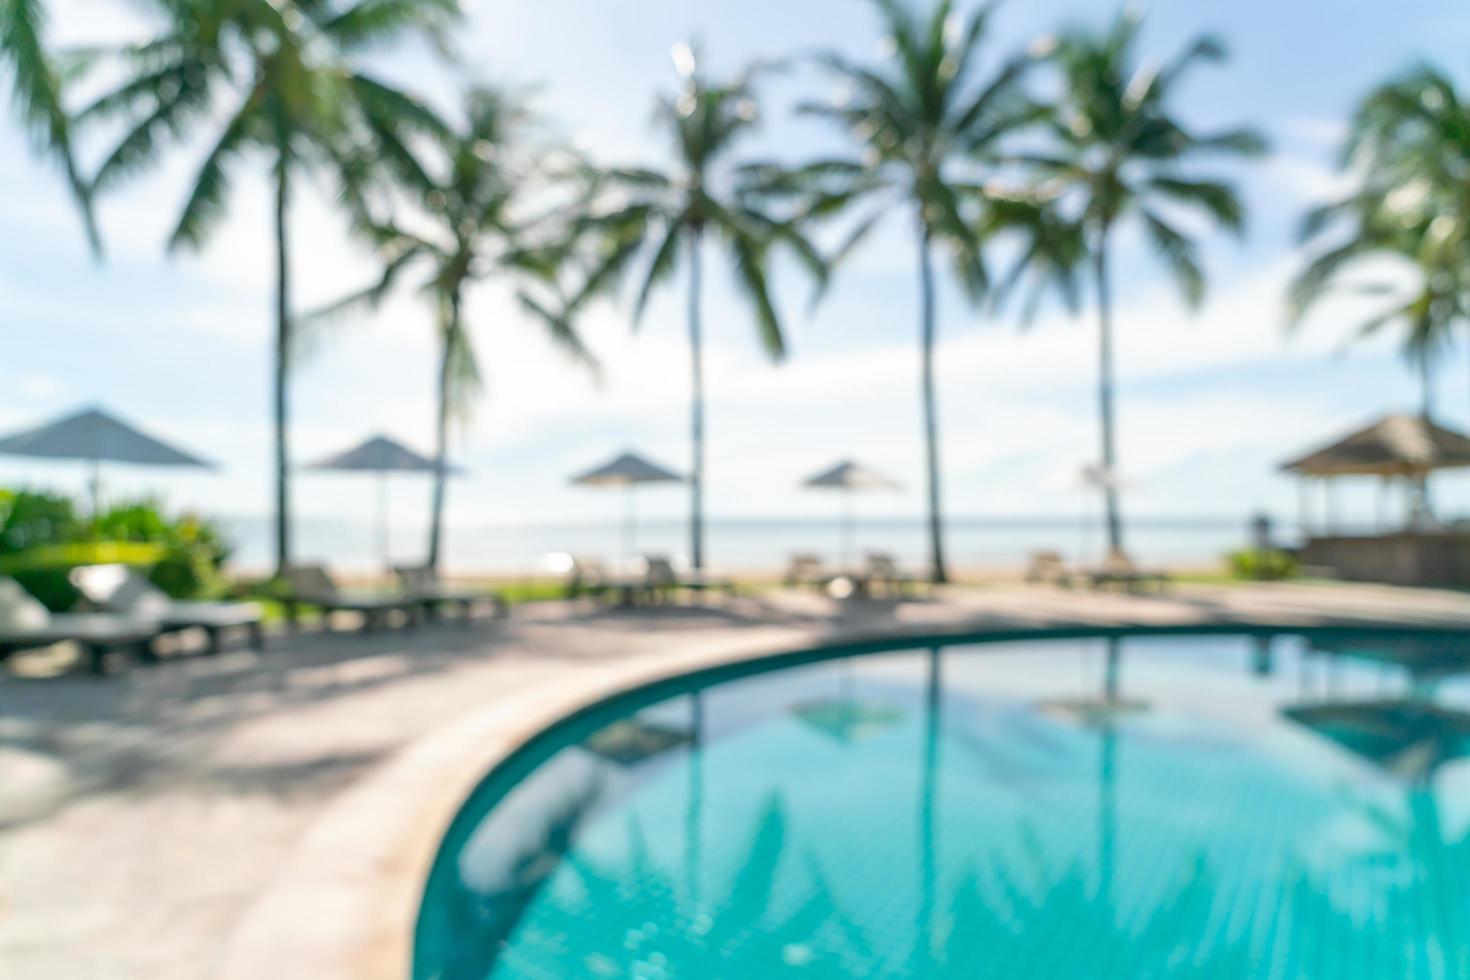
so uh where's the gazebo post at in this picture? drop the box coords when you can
[623,484,637,564]
[1324,478,1338,534]
[1297,478,1310,537]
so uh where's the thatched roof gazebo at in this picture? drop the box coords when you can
[1280,413,1470,587]
[1281,413,1470,532]
[1282,413,1470,479]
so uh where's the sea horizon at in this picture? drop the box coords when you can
[217,511,1293,575]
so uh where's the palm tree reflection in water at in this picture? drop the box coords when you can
[437,639,1470,979]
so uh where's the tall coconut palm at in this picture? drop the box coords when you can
[79,0,457,576]
[314,86,596,572]
[1290,65,1470,422]
[2,0,97,248]
[778,0,1047,584]
[568,47,824,571]
[1022,10,1265,556]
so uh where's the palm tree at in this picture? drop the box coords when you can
[1290,65,1470,422]
[568,46,823,571]
[1,0,96,247]
[314,86,596,572]
[79,0,457,576]
[779,0,1047,584]
[1023,10,1265,556]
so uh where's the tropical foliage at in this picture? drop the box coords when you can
[1009,9,1265,556]
[0,487,231,609]
[566,46,824,570]
[778,0,1047,583]
[1290,65,1470,420]
[78,0,459,576]
[317,85,594,570]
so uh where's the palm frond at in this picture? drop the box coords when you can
[2,0,103,248]
[90,61,218,196]
[321,0,460,52]
[167,90,260,252]
[632,221,682,326]
[1147,176,1246,235]
[517,291,602,379]
[1286,239,1376,325]
[1140,209,1204,308]
[726,226,785,360]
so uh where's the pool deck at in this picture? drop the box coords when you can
[5,580,1470,979]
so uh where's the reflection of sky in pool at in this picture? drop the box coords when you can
[415,633,1470,979]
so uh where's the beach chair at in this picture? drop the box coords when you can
[783,553,834,591]
[0,577,160,674]
[641,555,737,604]
[1082,552,1171,594]
[393,565,506,623]
[863,552,925,598]
[556,554,612,600]
[1024,550,1075,587]
[71,563,264,654]
[282,564,418,632]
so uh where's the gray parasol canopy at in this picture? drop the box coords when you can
[0,405,214,513]
[571,450,683,560]
[306,434,460,570]
[801,459,900,570]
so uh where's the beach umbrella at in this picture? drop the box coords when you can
[1059,463,1138,562]
[0,404,214,514]
[801,459,900,571]
[571,451,683,561]
[305,434,459,570]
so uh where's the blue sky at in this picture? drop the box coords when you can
[5,0,1470,546]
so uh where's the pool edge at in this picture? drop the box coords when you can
[213,607,1470,980]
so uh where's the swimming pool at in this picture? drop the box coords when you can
[414,629,1470,978]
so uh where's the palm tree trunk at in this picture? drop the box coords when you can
[688,227,706,570]
[426,296,457,573]
[1093,236,1124,557]
[918,224,948,584]
[271,154,292,577]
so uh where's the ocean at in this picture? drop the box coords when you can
[217,513,1276,576]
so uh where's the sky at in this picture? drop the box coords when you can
[5,0,1470,552]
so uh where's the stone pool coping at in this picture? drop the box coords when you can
[213,590,1470,980]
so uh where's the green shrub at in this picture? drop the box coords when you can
[1228,548,1299,581]
[0,488,233,608]
[0,489,83,553]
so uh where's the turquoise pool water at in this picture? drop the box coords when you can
[414,630,1470,978]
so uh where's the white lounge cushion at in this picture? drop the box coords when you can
[0,578,51,632]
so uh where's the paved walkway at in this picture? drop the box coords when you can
[4,581,1470,979]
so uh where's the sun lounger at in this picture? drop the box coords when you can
[553,554,613,600]
[641,555,736,603]
[1024,549,1075,587]
[783,553,835,590]
[71,563,264,654]
[863,552,926,598]
[393,565,506,623]
[0,577,160,674]
[1082,553,1170,594]
[282,565,418,632]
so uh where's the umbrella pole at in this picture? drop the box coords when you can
[378,470,390,577]
[840,488,854,574]
[90,456,102,520]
